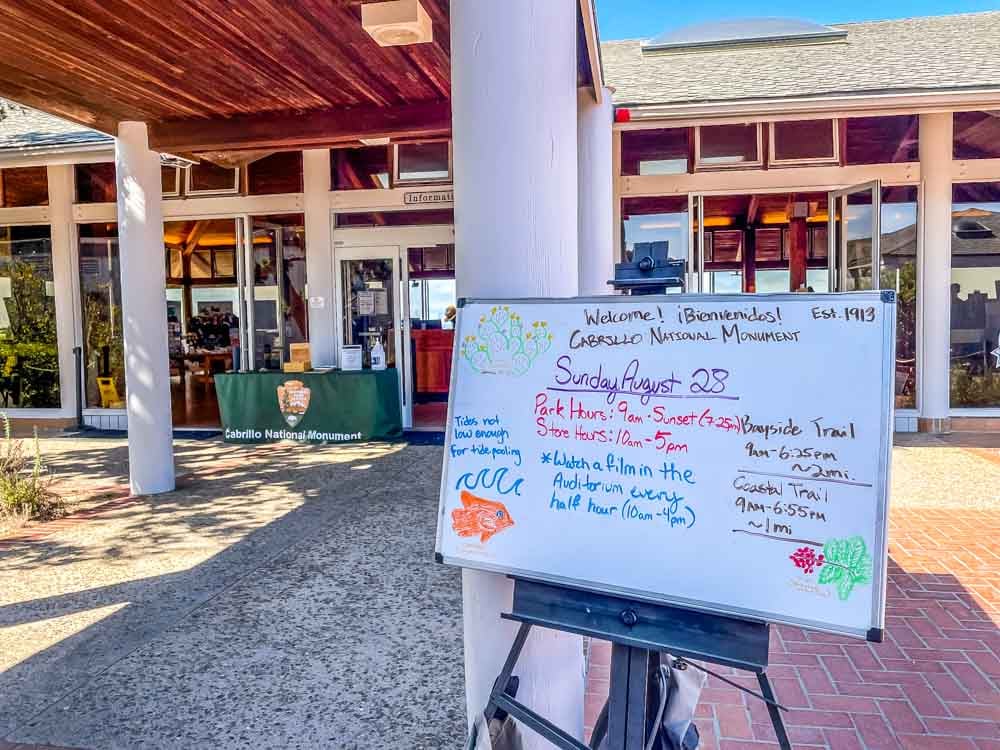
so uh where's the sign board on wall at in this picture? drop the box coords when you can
[436,294,896,640]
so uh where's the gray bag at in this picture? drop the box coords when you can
[467,713,525,750]
[590,654,706,750]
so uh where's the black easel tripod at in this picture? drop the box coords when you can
[470,579,791,750]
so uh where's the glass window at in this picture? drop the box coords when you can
[161,166,180,197]
[331,146,390,190]
[696,124,761,169]
[249,214,308,370]
[621,128,690,175]
[78,223,125,408]
[395,141,450,184]
[248,151,303,195]
[1,167,48,207]
[621,197,689,261]
[953,111,1000,160]
[880,186,919,409]
[76,162,117,203]
[707,271,742,293]
[770,119,838,164]
[845,116,918,165]
[755,269,790,293]
[0,225,60,407]
[950,182,1000,408]
[806,268,829,293]
[186,162,239,195]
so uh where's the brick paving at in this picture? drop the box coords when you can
[585,505,1000,749]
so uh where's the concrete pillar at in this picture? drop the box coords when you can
[918,113,953,433]
[303,149,336,367]
[451,0,585,745]
[578,87,615,296]
[115,122,175,494]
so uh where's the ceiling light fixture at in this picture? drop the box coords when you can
[362,0,433,47]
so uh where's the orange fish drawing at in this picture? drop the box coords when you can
[451,490,515,543]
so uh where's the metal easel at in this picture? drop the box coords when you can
[469,578,791,750]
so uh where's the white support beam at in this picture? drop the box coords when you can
[451,0,585,746]
[619,162,920,197]
[302,149,336,367]
[115,121,175,495]
[578,86,615,296]
[917,113,954,433]
[953,158,1000,182]
[46,164,80,418]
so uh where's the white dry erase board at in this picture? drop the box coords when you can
[435,293,895,640]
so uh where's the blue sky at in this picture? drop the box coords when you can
[595,1,998,40]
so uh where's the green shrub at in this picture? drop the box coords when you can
[0,414,61,521]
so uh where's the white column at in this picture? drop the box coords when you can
[578,87,615,296]
[918,113,953,433]
[115,122,175,494]
[452,0,585,746]
[46,164,80,416]
[303,149,337,367]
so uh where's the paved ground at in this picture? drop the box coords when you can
[0,438,464,750]
[1,433,998,750]
[586,433,1000,750]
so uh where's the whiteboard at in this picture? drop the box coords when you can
[435,293,895,640]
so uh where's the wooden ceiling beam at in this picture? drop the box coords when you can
[148,102,451,153]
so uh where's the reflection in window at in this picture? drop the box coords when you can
[0,226,59,407]
[79,223,124,408]
[250,214,308,370]
[1,167,48,207]
[621,128,689,175]
[770,119,838,165]
[331,146,390,190]
[186,162,239,195]
[707,271,742,294]
[755,270,790,293]
[395,141,450,184]
[844,116,918,165]
[880,187,918,409]
[950,182,1000,408]
[953,111,1000,160]
[76,162,117,203]
[696,124,761,169]
[248,152,303,195]
[621,197,690,292]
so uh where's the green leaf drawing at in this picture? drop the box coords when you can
[820,536,873,601]
[460,306,553,376]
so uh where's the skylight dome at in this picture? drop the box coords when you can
[643,18,847,54]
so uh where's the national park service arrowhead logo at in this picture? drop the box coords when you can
[276,379,311,428]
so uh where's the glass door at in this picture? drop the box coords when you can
[336,246,409,428]
[828,181,881,291]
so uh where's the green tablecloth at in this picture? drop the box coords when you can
[214,369,402,444]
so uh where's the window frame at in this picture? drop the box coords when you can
[183,164,241,197]
[391,140,453,187]
[768,119,840,168]
[161,166,182,198]
[694,123,763,171]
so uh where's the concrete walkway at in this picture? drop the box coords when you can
[0,438,464,750]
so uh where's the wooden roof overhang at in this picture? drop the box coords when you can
[0,0,604,160]
[0,0,452,157]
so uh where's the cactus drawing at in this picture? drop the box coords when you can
[460,306,553,375]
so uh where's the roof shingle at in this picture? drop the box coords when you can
[602,11,1000,107]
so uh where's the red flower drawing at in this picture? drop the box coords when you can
[790,546,825,574]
